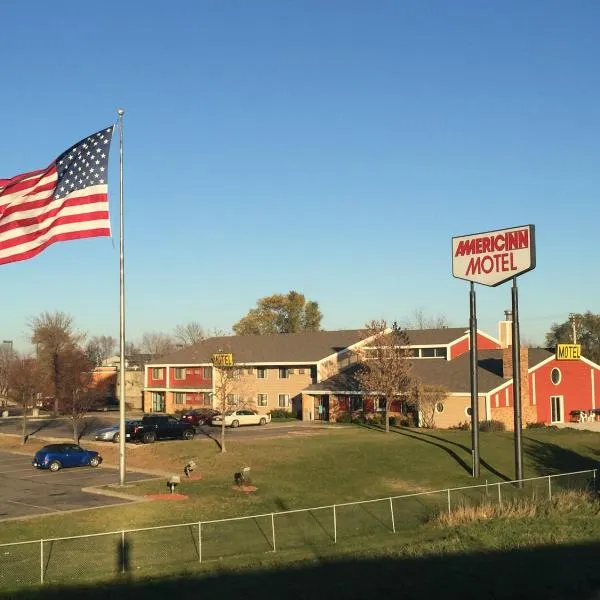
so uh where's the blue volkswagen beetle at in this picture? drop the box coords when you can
[32,444,102,472]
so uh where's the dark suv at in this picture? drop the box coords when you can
[128,414,195,444]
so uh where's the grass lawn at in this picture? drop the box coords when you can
[0,424,599,596]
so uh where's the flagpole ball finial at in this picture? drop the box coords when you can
[117,108,125,116]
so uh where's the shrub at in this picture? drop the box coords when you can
[526,421,547,429]
[449,421,471,431]
[367,414,384,426]
[335,412,353,424]
[479,420,506,432]
[351,414,367,425]
[269,409,294,420]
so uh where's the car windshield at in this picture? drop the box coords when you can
[224,411,235,416]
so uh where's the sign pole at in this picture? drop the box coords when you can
[469,282,480,478]
[511,276,524,486]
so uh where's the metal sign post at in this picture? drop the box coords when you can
[469,282,480,478]
[511,277,523,486]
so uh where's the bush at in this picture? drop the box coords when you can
[269,409,294,420]
[449,421,471,431]
[351,414,367,425]
[335,412,353,424]
[479,420,506,432]
[526,421,547,429]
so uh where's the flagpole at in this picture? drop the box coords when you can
[117,108,126,486]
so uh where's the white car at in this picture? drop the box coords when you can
[211,410,271,428]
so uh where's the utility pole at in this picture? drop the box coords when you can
[569,314,577,344]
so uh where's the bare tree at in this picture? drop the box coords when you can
[405,308,449,330]
[411,383,448,429]
[85,335,117,367]
[140,332,176,356]
[30,311,85,416]
[173,321,205,347]
[212,356,249,453]
[7,354,43,444]
[353,320,412,432]
[0,343,15,408]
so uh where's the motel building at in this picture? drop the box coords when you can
[143,319,600,429]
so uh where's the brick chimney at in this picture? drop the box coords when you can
[498,310,513,349]
[502,345,529,406]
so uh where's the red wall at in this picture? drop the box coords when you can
[147,367,166,387]
[532,359,600,423]
[169,366,212,388]
[449,333,501,359]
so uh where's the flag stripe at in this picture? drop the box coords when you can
[0,127,113,265]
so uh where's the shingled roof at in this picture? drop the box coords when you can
[151,330,367,365]
[304,347,554,394]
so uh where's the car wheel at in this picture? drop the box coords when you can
[49,460,61,472]
[143,432,156,444]
[231,420,239,428]
[259,417,267,426]
[89,456,100,467]
[183,429,194,440]
[112,433,120,443]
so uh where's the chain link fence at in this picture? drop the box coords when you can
[0,469,595,591]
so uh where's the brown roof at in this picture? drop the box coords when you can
[405,327,469,345]
[305,347,554,395]
[151,330,368,365]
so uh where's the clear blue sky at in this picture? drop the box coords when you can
[1,0,598,350]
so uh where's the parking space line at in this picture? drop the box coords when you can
[6,499,60,513]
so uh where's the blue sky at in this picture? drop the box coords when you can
[1,0,598,350]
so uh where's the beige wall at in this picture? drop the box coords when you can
[116,371,144,409]
[432,394,487,429]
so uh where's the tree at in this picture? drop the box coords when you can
[30,311,84,415]
[411,383,448,429]
[233,291,323,335]
[353,320,413,432]
[7,354,43,445]
[404,308,449,330]
[173,321,205,347]
[545,312,600,364]
[140,332,176,356]
[0,342,15,408]
[211,355,249,453]
[85,335,117,367]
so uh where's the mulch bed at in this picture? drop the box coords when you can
[232,485,258,493]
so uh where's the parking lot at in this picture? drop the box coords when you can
[0,450,155,521]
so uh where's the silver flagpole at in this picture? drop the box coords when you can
[117,108,126,486]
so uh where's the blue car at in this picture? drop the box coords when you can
[32,444,102,472]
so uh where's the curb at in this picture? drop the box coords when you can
[81,486,150,503]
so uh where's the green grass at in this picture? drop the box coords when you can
[1,425,599,595]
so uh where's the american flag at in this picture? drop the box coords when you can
[0,126,114,265]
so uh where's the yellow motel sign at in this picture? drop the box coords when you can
[555,344,581,361]
[212,353,234,367]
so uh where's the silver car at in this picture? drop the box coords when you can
[94,420,139,443]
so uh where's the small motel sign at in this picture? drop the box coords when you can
[555,344,581,361]
[452,225,536,287]
[212,353,234,367]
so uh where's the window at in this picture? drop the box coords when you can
[465,406,473,417]
[435,348,447,358]
[288,369,294,375]
[202,392,212,406]
[152,368,163,380]
[174,392,186,405]
[550,396,563,423]
[298,368,305,375]
[227,394,240,406]
[186,369,193,375]
[257,367,267,379]
[435,402,444,413]
[202,367,212,379]
[376,398,386,412]
[551,368,562,385]
[174,368,185,380]
[421,348,436,358]
[278,394,290,408]
[247,368,254,375]
[257,394,268,407]
[350,397,363,411]
[194,369,201,375]
[279,368,289,379]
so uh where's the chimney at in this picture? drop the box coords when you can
[498,310,513,349]
[502,345,530,406]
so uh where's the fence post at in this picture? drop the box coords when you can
[447,489,451,515]
[333,505,337,543]
[497,483,502,508]
[198,522,202,563]
[271,513,276,552]
[40,539,44,585]
[594,469,597,492]
[548,476,552,501]
[389,497,396,533]
[121,531,125,574]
